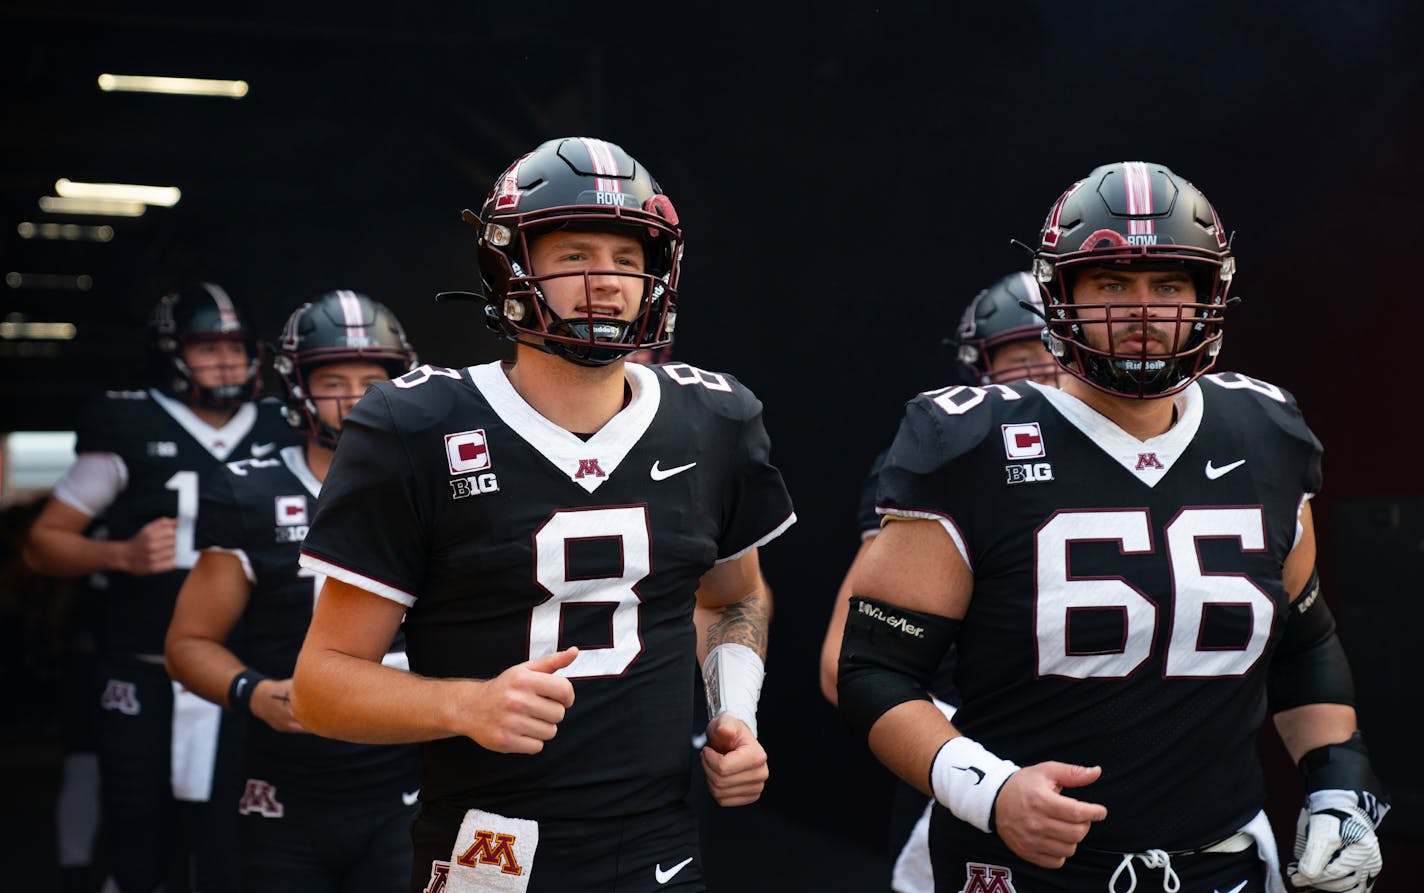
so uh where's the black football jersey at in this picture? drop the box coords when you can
[300,361,795,820]
[877,372,1322,851]
[72,388,296,656]
[196,445,416,798]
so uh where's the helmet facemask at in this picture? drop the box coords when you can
[484,212,680,367]
[1038,254,1229,399]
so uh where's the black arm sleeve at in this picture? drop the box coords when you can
[1268,569,1356,712]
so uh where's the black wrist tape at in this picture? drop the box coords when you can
[227,669,268,715]
[1299,730,1386,801]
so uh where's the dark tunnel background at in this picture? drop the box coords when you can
[3,2,1422,889]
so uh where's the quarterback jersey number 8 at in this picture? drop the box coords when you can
[531,506,649,678]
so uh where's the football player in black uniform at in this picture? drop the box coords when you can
[838,162,1388,893]
[24,282,295,893]
[820,271,1062,893]
[289,137,795,893]
[165,290,422,892]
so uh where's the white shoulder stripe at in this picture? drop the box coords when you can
[298,553,416,608]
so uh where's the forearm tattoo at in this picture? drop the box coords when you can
[706,590,770,659]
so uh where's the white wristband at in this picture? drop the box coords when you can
[701,643,764,738]
[929,735,1020,833]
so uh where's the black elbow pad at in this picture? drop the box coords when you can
[1268,570,1356,711]
[837,597,960,743]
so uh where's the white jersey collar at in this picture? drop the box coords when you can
[1033,380,1203,488]
[148,389,257,462]
[279,444,322,498]
[466,360,661,494]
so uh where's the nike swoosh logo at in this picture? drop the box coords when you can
[1204,458,1246,480]
[1213,880,1248,893]
[401,789,419,806]
[650,460,696,481]
[251,442,277,457]
[952,765,986,785]
[655,857,694,885]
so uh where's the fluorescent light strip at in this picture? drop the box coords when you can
[97,74,248,98]
[56,179,180,207]
[5,273,93,292]
[17,222,115,242]
[0,320,79,341]
[38,196,146,217]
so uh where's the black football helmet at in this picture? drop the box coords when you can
[274,290,418,448]
[147,282,260,409]
[468,136,683,366]
[1034,161,1234,398]
[954,271,1057,385]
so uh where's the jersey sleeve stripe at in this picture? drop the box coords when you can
[297,552,417,608]
[714,511,797,565]
[875,507,972,572]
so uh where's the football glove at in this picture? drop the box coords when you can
[1287,789,1388,893]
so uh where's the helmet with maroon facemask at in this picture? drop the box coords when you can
[1034,161,1235,398]
[468,136,683,367]
[274,290,418,448]
[953,271,1058,386]
[147,282,260,409]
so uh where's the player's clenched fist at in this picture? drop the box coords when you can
[993,762,1108,869]
[701,714,769,807]
[464,647,578,754]
[121,516,178,575]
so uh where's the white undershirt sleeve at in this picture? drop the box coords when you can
[52,452,129,518]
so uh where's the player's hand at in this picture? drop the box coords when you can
[121,517,177,575]
[466,647,578,754]
[700,714,768,807]
[1288,790,1385,893]
[250,678,306,734]
[992,762,1108,869]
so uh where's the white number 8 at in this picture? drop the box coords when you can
[530,506,650,679]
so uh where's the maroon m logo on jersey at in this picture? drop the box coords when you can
[1135,452,1164,470]
[960,862,1017,893]
[237,779,285,818]
[457,830,523,876]
[574,458,606,479]
[421,860,451,893]
[100,679,140,715]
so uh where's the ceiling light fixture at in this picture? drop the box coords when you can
[97,74,248,98]
[38,196,146,217]
[55,179,180,207]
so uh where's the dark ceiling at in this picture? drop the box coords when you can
[4,0,1423,488]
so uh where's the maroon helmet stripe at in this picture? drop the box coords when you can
[580,137,621,194]
[337,290,367,340]
[1124,162,1154,235]
[204,282,241,328]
